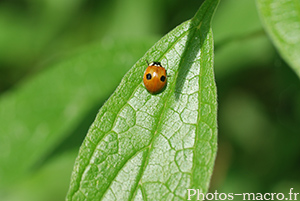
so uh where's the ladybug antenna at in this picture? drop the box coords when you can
[145,59,149,66]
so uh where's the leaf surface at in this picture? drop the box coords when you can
[66,0,219,200]
[256,0,300,77]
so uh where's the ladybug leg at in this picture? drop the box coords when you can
[166,70,171,77]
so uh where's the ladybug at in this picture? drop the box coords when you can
[143,61,167,94]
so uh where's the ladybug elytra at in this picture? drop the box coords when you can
[143,61,167,94]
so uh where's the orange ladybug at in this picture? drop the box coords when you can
[143,61,167,94]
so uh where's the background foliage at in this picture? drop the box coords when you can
[0,0,299,200]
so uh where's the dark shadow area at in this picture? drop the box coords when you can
[175,0,218,99]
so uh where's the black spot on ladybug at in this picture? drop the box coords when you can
[146,73,152,80]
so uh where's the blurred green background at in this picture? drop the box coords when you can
[0,0,299,200]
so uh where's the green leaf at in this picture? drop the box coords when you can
[0,38,155,188]
[256,0,300,77]
[2,150,78,201]
[66,0,219,200]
